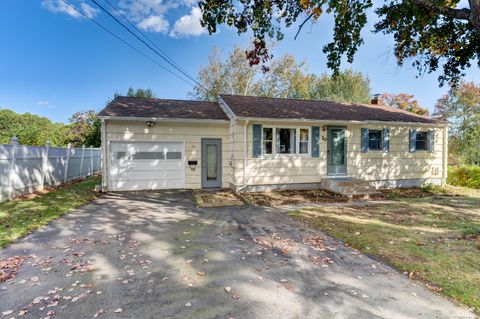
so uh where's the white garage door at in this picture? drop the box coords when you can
[108,141,185,191]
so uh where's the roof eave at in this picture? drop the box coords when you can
[234,116,446,127]
[97,115,229,124]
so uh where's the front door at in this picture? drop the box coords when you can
[327,127,347,176]
[201,138,222,188]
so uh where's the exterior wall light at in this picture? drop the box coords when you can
[188,160,198,170]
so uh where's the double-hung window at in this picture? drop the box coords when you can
[415,131,428,151]
[261,127,310,156]
[263,127,273,155]
[299,128,309,154]
[277,128,296,154]
[368,130,382,151]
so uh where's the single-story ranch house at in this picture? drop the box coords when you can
[98,94,448,194]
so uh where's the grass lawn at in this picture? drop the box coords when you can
[0,176,101,248]
[291,186,480,313]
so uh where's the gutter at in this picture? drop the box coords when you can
[234,116,448,128]
[97,116,229,124]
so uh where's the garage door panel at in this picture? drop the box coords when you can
[108,141,185,191]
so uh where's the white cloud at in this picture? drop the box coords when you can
[37,100,53,109]
[41,0,98,19]
[137,15,169,33]
[80,2,99,19]
[170,7,205,38]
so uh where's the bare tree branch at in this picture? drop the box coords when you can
[294,13,314,40]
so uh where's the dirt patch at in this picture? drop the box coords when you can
[194,189,245,208]
[242,189,348,207]
[370,187,457,200]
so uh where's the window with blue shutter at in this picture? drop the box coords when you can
[361,128,369,152]
[252,124,262,158]
[427,129,434,153]
[382,128,390,153]
[409,129,416,152]
[311,126,320,157]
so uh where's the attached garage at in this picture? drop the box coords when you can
[108,141,185,191]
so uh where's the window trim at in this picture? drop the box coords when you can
[261,126,311,157]
[367,129,383,152]
[415,131,428,152]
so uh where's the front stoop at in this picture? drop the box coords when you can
[321,177,380,200]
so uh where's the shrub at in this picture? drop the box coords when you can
[447,166,480,189]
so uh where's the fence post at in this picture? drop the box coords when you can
[64,143,72,183]
[42,140,51,189]
[79,145,86,178]
[90,146,94,176]
[7,136,19,200]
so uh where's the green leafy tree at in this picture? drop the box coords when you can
[199,0,480,86]
[64,110,101,147]
[126,87,155,98]
[191,46,371,104]
[434,81,480,165]
[379,93,430,116]
[0,109,67,146]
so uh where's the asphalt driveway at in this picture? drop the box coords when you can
[0,191,475,319]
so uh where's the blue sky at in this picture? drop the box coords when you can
[1,0,478,123]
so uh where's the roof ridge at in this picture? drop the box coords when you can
[116,95,217,104]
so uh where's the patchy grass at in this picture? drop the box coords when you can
[194,189,245,208]
[291,190,480,313]
[242,189,348,207]
[0,177,101,248]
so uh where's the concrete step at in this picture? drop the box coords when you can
[321,177,378,197]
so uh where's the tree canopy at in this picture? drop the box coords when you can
[190,46,372,104]
[379,93,429,116]
[434,81,480,165]
[199,0,480,86]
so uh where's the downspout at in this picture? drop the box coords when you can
[230,119,236,186]
[101,119,108,190]
[243,119,250,189]
[442,125,448,186]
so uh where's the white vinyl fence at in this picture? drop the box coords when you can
[0,137,101,202]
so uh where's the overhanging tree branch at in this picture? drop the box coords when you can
[412,0,470,20]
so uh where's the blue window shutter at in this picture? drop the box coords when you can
[311,126,320,157]
[361,128,369,152]
[382,128,390,153]
[409,129,416,152]
[428,129,434,153]
[252,124,262,158]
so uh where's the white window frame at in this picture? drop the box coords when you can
[415,131,428,151]
[262,127,274,155]
[261,126,311,157]
[367,129,383,152]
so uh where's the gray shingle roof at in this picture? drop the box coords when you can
[98,96,229,120]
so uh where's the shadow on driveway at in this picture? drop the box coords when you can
[0,190,475,319]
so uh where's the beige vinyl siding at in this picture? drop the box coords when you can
[231,120,445,187]
[346,124,444,181]
[105,121,231,189]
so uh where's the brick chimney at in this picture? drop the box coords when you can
[371,94,381,105]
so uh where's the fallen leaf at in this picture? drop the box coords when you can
[2,310,13,316]
[113,308,123,313]
[231,294,240,300]
[224,287,232,293]
[185,303,192,307]
[197,272,205,276]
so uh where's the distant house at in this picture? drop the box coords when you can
[98,94,448,194]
